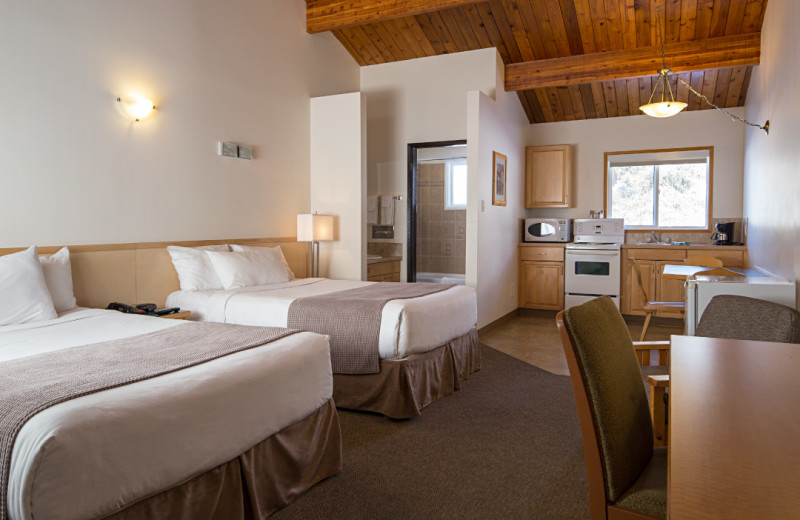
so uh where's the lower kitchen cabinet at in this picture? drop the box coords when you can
[519,244,564,310]
[622,246,745,317]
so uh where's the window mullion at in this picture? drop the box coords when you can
[653,165,659,228]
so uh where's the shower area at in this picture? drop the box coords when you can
[408,141,467,285]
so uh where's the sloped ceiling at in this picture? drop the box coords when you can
[306,0,767,124]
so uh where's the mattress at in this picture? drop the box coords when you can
[1,308,332,520]
[166,279,478,359]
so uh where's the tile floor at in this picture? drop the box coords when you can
[480,309,684,375]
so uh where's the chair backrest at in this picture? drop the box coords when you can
[685,254,723,267]
[629,258,652,304]
[697,294,800,343]
[692,267,745,277]
[556,296,654,513]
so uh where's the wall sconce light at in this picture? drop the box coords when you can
[297,212,334,278]
[116,95,157,121]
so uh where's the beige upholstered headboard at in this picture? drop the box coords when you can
[0,238,309,309]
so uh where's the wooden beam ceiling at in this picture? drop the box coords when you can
[505,33,761,91]
[307,0,482,34]
[308,0,769,123]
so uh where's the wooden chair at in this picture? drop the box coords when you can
[684,254,723,267]
[557,296,667,520]
[696,294,800,342]
[691,266,745,277]
[630,258,684,342]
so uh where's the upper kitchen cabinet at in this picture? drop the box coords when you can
[525,145,573,208]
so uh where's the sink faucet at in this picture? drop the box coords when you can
[651,231,661,243]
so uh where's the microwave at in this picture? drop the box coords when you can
[523,218,572,243]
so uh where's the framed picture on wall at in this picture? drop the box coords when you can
[492,151,507,206]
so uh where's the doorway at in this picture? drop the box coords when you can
[407,140,467,284]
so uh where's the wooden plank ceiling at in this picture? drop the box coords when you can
[307,0,767,124]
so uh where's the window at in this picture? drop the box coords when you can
[605,147,712,230]
[445,159,467,210]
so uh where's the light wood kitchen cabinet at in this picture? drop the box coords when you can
[519,245,564,310]
[525,144,573,208]
[367,260,400,282]
[622,246,745,317]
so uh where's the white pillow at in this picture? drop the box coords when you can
[0,246,58,326]
[205,249,290,290]
[167,244,231,292]
[39,247,77,312]
[230,244,296,280]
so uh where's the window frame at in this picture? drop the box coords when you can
[603,146,714,232]
[444,158,468,211]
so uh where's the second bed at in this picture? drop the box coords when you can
[167,278,480,419]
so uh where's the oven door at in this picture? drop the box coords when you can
[564,249,621,297]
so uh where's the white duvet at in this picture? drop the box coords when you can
[1,308,332,520]
[166,279,478,360]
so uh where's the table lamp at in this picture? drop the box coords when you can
[297,213,334,278]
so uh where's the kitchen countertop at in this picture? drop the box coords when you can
[367,255,402,264]
[622,244,747,250]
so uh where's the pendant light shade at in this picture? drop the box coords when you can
[640,100,687,118]
[640,68,686,119]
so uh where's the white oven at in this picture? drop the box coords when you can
[564,219,624,309]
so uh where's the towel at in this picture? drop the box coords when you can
[367,195,378,225]
[379,195,394,226]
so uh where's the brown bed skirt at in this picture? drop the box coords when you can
[332,328,481,419]
[101,398,342,520]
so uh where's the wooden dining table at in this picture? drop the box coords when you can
[668,335,800,519]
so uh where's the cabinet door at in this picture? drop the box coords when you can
[525,145,572,208]
[623,260,656,315]
[519,261,564,310]
[656,261,686,318]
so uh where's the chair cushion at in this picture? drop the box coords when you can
[614,446,668,519]
[697,295,800,343]
[563,296,655,503]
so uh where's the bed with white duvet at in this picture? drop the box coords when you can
[0,244,340,520]
[1,308,337,520]
[167,278,478,361]
[164,244,480,419]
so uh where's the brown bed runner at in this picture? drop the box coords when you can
[287,282,454,375]
[0,321,298,520]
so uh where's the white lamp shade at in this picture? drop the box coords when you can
[639,101,687,118]
[297,214,334,242]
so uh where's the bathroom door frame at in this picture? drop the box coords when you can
[407,139,467,283]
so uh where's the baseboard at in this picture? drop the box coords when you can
[477,309,520,337]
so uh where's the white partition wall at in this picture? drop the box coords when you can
[310,92,367,280]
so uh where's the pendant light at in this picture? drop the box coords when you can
[639,8,769,134]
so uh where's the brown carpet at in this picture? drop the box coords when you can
[271,345,590,519]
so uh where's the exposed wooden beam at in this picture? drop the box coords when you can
[504,32,761,91]
[307,0,481,34]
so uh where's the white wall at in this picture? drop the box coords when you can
[361,49,499,281]
[310,93,367,280]
[467,80,529,327]
[525,109,746,221]
[743,0,800,285]
[0,0,359,247]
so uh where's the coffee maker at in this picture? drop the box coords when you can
[712,222,735,245]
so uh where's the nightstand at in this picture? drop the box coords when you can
[159,311,191,320]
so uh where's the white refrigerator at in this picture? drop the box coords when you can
[685,272,796,335]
